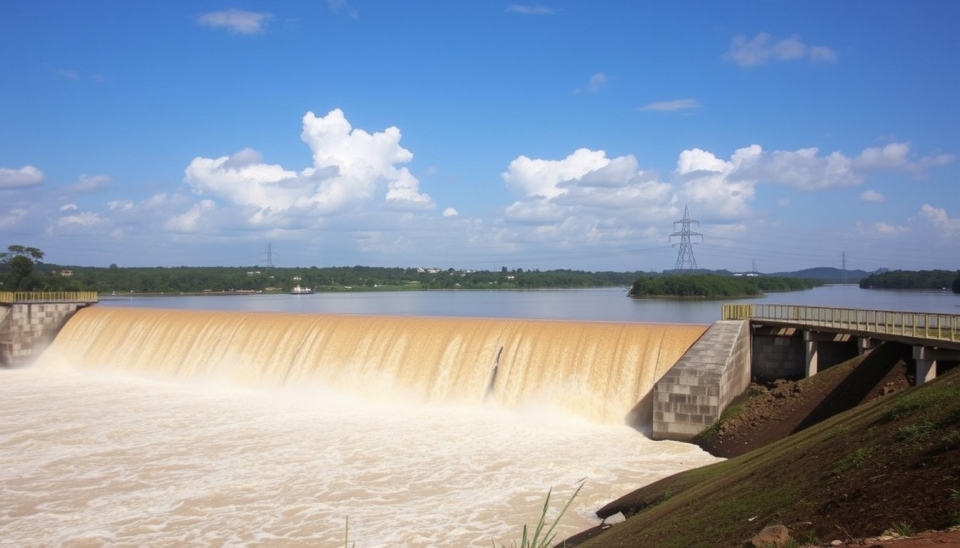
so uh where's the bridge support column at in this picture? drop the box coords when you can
[804,331,855,378]
[805,336,819,377]
[913,346,960,385]
[858,337,880,356]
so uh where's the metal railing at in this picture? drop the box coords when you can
[0,291,99,304]
[722,303,960,343]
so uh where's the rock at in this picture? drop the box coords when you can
[830,540,842,546]
[745,524,791,547]
[602,511,625,525]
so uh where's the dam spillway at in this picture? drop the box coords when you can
[34,307,707,426]
[3,307,723,547]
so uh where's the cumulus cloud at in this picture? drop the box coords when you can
[860,190,884,203]
[442,207,459,217]
[920,204,960,235]
[60,203,78,211]
[0,165,44,189]
[57,211,106,229]
[501,148,677,234]
[506,4,555,15]
[641,98,701,112]
[184,109,434,228]
[725,33,838,68]
[195,9,272,34]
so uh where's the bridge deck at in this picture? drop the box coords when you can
[723,303,960,348]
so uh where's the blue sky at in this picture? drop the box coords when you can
[1,1,957,273]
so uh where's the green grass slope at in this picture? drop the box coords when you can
[568,368,960,548]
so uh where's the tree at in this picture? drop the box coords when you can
[953,271,960,295]
[1,245,45,290]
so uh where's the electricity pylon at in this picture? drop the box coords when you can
[670,205,703,271]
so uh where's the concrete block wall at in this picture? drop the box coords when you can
[652,320,751,441]
[753,329,805,380]
[0,303,87,367]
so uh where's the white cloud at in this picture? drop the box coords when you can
[0,165,44,189]
[641,98,701,112]
[502,148,612,199]
[73,173,113,192]
[860,190,884,203]
[920,204,960,235]
[57,211,105,228]
[873,222,909,236]
[60,203,78,211]
[676,146,759,218]
[195,9,272,34]
[166,200,217,233]
[327,0,358,18]
[725,33,838,68]
[56,69,79,81]
[442,208,459,217]
[577,72,609,94]
[0,208,28,229]
[184,109,434,228]
[506,4,555,15]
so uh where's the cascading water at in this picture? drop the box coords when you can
[0,307,722,547]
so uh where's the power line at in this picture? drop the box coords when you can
[669,205,703,271]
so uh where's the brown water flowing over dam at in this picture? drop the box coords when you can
[36,307,706,426]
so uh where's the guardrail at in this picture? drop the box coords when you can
[722,303,960,343]
[0,291,99,304]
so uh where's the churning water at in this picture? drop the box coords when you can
[0,307,722,547]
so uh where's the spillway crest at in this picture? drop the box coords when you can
[36,307,706,425]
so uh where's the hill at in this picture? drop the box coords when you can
[561,343,960,547]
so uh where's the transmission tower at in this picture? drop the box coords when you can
[260,243,278,268]
[670,205,704,271]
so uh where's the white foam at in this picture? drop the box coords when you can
[0,368,722,547]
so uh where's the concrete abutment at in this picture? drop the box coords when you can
[0,302,93,367]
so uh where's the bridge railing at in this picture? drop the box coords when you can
[0,291,99,304]
[722,303,960,343]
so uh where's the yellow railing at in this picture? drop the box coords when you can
[0,291,99,304]
[722,303,960,343]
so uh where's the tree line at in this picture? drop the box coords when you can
[629,273,821,298]
[859,269,960,292]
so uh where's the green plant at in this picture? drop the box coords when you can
[344,516,355,548]
[941,430,960,449]
[896,420,935,444]
[891,521,914,537]
[496,482,584,548]
[831,445,875,476]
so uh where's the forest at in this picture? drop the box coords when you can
[859,269,960,292]
[628,273,821,298]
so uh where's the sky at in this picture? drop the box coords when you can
[1,1,958,273]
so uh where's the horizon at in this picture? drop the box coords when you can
[1,2,958,273]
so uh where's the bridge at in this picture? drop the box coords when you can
[0,291,99,367]
[653,304,960,442]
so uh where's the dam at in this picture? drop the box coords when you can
[1,306,721,547]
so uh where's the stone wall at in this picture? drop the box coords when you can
[652,320,751,442]
[0,303,88,367]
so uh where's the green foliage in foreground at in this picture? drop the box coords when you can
[859,269,959,290]
[628,274,820,298]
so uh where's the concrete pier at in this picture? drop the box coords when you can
[0,293,97,367]
[652,320,751,442]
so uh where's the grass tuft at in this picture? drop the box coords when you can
[891,521,914,537]
[496,482,584,548]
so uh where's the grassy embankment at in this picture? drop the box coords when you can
[565,365,960,548]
